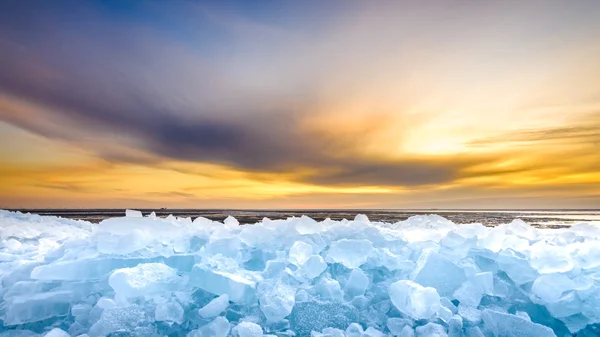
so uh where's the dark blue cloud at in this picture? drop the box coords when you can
[0,0,468,187]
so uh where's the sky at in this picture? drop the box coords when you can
[1,0,599,209]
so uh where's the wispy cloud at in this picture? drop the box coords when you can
[0,1,474,188]
[1,0,600,208]
[469,112,600,147]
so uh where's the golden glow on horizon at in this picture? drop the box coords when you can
[1,76,599,209]
[2,110,599,209]
[1,2,599,209]
[1,156,401,208]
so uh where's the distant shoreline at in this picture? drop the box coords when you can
[5,208,600,212]
[4,208,599,228]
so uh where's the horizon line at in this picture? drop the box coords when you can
[4,208,600,212]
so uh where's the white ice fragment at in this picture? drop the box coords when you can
[458,304,481,325]
[397,214,457,243]
[294,215,320,235]
[3,238,22,251]
[190,264,257,303]
[108,263,180,298]
[453,281,482,307]
[71,303,92,319]
[236,321,263,337]
[205,236,241,258]
[546,291,582,318]
[198,294,230,318]
[412,250,466,296]
[262,260,287,278]
[364,326,385,337]
[516,311,531,321]
[464,327,485,337]
[345,323,364,337]
[438,305,454,323]
[95,297,115,310]
[312,275,344,301]
[125,209,143,217]
[457,258,480,278]
[312,328,345,337]
[561,314,590,334]
[96,228,149,254]
[576,242,600,269]
[289,241,313,266]
[155,298,184,324]
[529,241,574,274]
[387,318,413,335]
[415,323,447,337]
[302,255,327,279]
[376,248,415,271]
[240,225,274,247]
[389,280,441,320]
[45,328,70,337]
[496,251,539,285]
[188,316,230,337]
[472,271,494,295]
[441,297,457,314]
[0,252,15,262]
[289,300,358,335]
[3,290,73,325]
[479,227,506,253]
[326,239,373,268]
[481,309,556,337]
[503,219,537,240]
[258,279,296,322]
[399,326,416,337]
[354,214,369,222]
[224,216,239,227]
[571,275,595,291]
[326,328,346,337]
[344,268,369,297]
[87,305,146,336]
[532,274,576,302]
[503,235,530,252]
[448,315,463,337]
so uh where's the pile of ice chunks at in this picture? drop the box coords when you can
[2,209,600,336]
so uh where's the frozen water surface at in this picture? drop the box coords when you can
[2,210,600,336]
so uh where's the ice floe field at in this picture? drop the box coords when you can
[1,209,600,337]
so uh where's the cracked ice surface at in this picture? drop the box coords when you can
[2,210,600,336]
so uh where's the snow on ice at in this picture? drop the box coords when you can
[1,210,600,336]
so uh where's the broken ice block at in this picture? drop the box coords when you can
[198,294,230,318]
[326,239,373,268]
[289,241,313,266]
[236,321,264,337]
[412,250,466,297]
[189,264,257,303]
[108,263,181,298]
[481,309,556,337]
[344,268,369,298]
[389,280,441,320]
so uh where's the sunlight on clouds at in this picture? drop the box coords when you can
[0,1,599,208]
[0,158,399,209]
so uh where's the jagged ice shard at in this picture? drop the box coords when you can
[2,210,600,336]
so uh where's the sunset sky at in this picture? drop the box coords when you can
[1,1,599,209]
